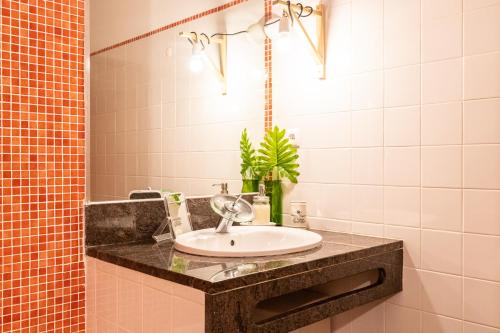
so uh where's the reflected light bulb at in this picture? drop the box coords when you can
[189,54,204,73]
[189,42,204,73]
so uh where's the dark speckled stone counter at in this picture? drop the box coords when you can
[86,230,401,294]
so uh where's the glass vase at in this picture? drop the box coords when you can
[265,180,283,226]
[241,179,260,193]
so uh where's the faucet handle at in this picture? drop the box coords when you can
[212,183,228,194]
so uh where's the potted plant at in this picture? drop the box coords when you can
[258,126,300,225]
[239,129,260,193]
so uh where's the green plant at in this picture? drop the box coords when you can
[258,126,300,183]
[259,126,300,225]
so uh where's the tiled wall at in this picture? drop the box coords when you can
[89,0,264,201]
[86,257,205,333]
[0,0,86,332]
[275,0,500,331]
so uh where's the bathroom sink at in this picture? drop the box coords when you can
[174,226,322,257]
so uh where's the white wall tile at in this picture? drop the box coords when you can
[353,221,384,237]
[385,225,421,268]
[464,234,500,282]
[385,303,420,333]
[384,147,421,186]
[464,322,500,333]
[464,0,500,10]
[172,283,205,305]
[464,145,500,189]
[300,149,352,184]
[464,52,500,100]
[95,270,118,323]
[306,217,352,233]
[384,0,421,68]
[352,71,383,111]
[421,229,463,274]
[464,278,500,328]
[464,190,500,235]
[387,267,421,309]
[352,185,383,223]
[464,4,500,55]
[117,277,142,333]
[351,0,383,72]
[143,287,172,333]
[352,148,384,185]
[420,270,463,318]
[421,102,462,145]
[422,312,463,333]
[384,186,421,228]
[421,146,462,188]
[172,296,205,333]
[422,58,463,104]
[349,302,385,333]
[384,65,421,107]
[322,185,353,220]
[464,98,500,144]
[422,188,462,232]
[291,112,352,149]
[352,110,383,147]
[421,0,462,62]
[384,106,420,146]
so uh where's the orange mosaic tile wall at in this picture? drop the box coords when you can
[0,0,86,332]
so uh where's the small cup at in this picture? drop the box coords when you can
[289,201,307,228]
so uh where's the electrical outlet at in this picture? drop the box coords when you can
[288,128,300,148]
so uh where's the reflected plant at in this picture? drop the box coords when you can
[239,128,260,192]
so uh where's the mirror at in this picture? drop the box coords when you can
[88,0,265,202]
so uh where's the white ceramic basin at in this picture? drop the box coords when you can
[174,226,322,257]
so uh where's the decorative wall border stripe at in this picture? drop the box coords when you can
[90,0,248,57]
[264,0,273,131]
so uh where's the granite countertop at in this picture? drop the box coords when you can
[86,230,402,294]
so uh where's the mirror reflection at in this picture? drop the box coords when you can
[89,0,265,202]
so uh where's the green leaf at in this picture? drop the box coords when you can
[240,129,260,180]
[258,126,300,183]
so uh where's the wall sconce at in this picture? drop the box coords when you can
[267,1,326,79]
[179,32,228,95]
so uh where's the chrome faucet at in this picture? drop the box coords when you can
[210,193,255,233]
[215,194,243,233]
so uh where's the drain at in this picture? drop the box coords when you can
[230,240,235,246]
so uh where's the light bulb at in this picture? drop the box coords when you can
[250,68,268,82]
[264,10,292,51]
[278,11,291,34]
[276,33,292,51]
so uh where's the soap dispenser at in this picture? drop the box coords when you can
[212,183,228,194]
[252,184,270,225]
